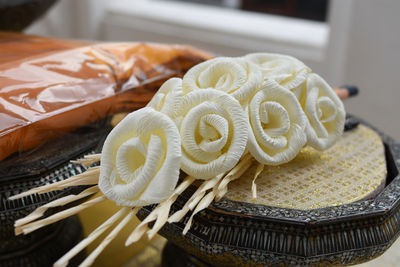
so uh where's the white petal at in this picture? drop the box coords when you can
[112,135,164,200]
[147,78,183,117]
[182,57,262,105]
[245,53,311,90]
[247,82,307,165]
[177,89,248,180]
[198,114,229,153]
[99,107,181,206]
[304,73,345,150]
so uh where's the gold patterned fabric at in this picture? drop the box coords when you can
[225,125,387,210]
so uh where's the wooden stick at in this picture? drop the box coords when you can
[54,207,132,267]
[71,154,101,167]
[174,176,196,198]
[110,112,129,127]
[15,186,99,227]
[147,176,195,239]
[62,174,99,188]
[79,208,138,267]
[145,197,176,240]
[187,175,222,209]
[181,156,255,235]
[125,176,195,246]
[183,190,216,235]
[125,207,158,246]
[9,166,100,200]
[15,195,107,236]
[168,174,223,224]
[85,154,101,160]
[167,192,204,224]
[252,163,264,200]
[334,87,358,100]
[215,154,254,201]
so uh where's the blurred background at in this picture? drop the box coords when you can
[24,0,400,140]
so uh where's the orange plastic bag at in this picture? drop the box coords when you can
[0,32,211,162]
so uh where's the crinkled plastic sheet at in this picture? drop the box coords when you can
[0,32,211,180]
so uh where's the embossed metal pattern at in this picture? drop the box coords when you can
[0,151,93,255]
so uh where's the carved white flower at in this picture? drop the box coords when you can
[146,78,182,117]
[245,53,311,90]
[99,107,181,207]
[177,89,248,180]
[304,73,345,150]
[182,57,263,105]
[247,80,307,165]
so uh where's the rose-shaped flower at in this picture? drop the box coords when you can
[99,107,181,207]
[182,57,262,105]
[146,78,183,117]
[304,73,345,150]
[247,80,307,165]
[176,89,248,180]
[245,53,311,91]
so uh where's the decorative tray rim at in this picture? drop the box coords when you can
[208,115,400,224]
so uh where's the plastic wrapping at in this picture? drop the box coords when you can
[0,32,211,179]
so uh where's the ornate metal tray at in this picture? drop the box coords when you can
[138,116,400,266]
[0,120,109,266]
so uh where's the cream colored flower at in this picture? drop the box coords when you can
[304,73,345,150]
[146,78,182,117]
[245,53,311,90]
[182,57,262,105]
[99,107,181,207]
[247,80,307,165]
[177,89,248,180]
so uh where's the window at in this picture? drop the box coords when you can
[163,0,329,22]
